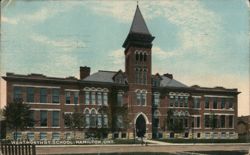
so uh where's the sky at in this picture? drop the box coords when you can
[0,0,249,116]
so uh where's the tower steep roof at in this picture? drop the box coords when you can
[129,5,151,35]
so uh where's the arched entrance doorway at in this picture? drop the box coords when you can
[136,114,146,137]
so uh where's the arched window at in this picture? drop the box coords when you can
[90,109,97,128]
[141,90,146,106]
[136,90,141,105]
[136,53,139,61]
[140,53,143,61]
[84,109,90,128]
[135,68,139,83]
[139,69,143,84]
[144,53,147,62]
[143,69,147,84]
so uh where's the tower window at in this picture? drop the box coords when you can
[136,53,139,61]
[140,53,143,61]
[144,54,147,61]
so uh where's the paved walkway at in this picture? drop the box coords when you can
[36,143,250,155]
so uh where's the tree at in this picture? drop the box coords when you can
[166,109,184,134]
[3,99,34,140]
[63,112,85,140]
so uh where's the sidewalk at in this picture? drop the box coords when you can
[144,139,171,145]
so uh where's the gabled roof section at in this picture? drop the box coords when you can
[112,70,125,80]
[129,5,151,35]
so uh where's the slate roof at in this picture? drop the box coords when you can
[83,71,116,83]
[83,70,187,88]
[160,76,188,88]
[129,5,151,35]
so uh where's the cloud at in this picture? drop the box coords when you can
[108,49,124,66]
[1,16,18,24]
[153,46,179,59]
[3,1,79,24]
[30,33,86,52]
[85,1,221,56]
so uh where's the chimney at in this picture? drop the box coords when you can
[163,73,173,79]
[80,66,90,80]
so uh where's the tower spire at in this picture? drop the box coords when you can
[122,4,154,48]
[129,4,151,35]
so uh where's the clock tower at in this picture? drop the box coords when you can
[123,5,155,138]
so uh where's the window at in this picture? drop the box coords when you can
[97,115,102,128]
[141,92,146,106]
[117,92,123,106]
[13,132,22,140]
[91,92,96,105]
[221,98,225,109]
[193,97,200,108]
[153,93,160,106]
[52,133,60,140]
[52,89,60,103]
[169,96,174,107]
[27,87,34,102]
[85,110,90,128]
[121,133,127,138]
[103,93,108,105]
[52,111,59,127]
[229,115,233,128]
[174,96,178,107]
[184,97,188,107]
[205,115,210,128]
[221,115,225,128]
[179,97,183,107]
[40,110,47,127]
[65,91,71,104]
[136,92,141,105]
[144,53,147,61]
[74,92,78,105]
[140,53,143,61]
[135,69,139,83]
[205,97,209,109]
[40,88,47,103]
[85,92,90,105]
[27,133,34,140]
[228,99,233,109]
[13,87,22,101]
[90,110,96,128]
[143,69,147,84]
[139,69,143,84]
[136,53,139,61]
[197,133,201,138]
[196,117,200,128]
[40,133,47,140]
[213,98,217,109]
[103,115,108,128]
[136,90,146,106]
[117,115,123,128]
[97,92,102,105]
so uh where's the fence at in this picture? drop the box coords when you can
[0,143,36,155]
